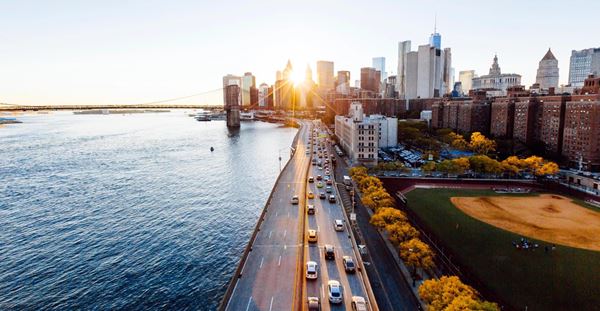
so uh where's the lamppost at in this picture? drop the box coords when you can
[278,147,289,172]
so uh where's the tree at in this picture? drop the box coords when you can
[469,132,496,155]
[349,166,368,180]
[449,132,468,150]
[386,222,419,245]
[370,207,408,228]
[501,162,520,176]
[468,155,503,175]
[522,155,544,172]
[418,276,499,311]
[536,161,559,176]
[399,238,435,274]
[357,176,383,192]
[362,188,395,211]
[502,155,525,169]
[422,161,436,173]
[452,158,471,174]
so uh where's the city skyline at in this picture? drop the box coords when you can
[1,0,599,106]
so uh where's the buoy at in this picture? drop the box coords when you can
[210,147,214,152]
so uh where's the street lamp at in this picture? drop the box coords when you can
[278,147,289,172]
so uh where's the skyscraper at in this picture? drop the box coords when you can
[536,48,559,90]
[429,19,441,49]
[258,83,269,108]
[241,72,256,108]
[372,57,386,82]
[316,61,335,91]
[397,41,412,98]
[459,70,476,94]
[568,47,600,87]
[360,67,379,93]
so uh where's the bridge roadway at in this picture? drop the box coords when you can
[304,126,370,310]
[224,121,311,311]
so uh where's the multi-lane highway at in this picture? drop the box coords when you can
[303,124,370,310]
[224,122,311,311]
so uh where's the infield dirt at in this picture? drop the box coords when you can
[451,194,600,251]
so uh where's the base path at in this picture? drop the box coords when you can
[451,194,600,251]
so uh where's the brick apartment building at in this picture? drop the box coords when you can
[562,94,600,171]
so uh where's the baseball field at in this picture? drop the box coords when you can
[404,188,600,311]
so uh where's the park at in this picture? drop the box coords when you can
[404,188,600,310]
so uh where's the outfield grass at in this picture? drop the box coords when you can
[404,188,600,311]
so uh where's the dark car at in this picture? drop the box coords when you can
[324,245,335,260]
[319,192,326,199]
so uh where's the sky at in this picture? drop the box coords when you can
[1,0,599,106]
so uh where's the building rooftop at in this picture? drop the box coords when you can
[542,48,557,61]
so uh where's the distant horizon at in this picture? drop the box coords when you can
[1,0,598,106]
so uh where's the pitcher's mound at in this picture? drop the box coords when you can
[451,194,600,251]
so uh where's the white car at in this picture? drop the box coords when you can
[306,261,318,279]
[327,280,343,304]
[291,195,299,205]
[334,219,344,232]
[351,296,367,311]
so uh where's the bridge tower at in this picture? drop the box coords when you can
[224,84,240,128]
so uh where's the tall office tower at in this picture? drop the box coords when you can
[282,60,293,81]
[397,41,412,97]
[459,70,476,94]
[317,61,335,91]
[305,65,313,81]
[360,67,379,93]
[372,57,387,82]
[568,47,600,87]
[405,51,419,99]
[241,72,256,108]
[442,48,452,94]
[536,48,559,90]
[258,83,269,107]
[336,70,351,95]
[416,44,445,98]
[429,23,441,49]
[222,74,241,105]
[274,60,294,111]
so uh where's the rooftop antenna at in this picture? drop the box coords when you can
[434,12,437,33]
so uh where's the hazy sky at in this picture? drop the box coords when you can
[1,0,598,106]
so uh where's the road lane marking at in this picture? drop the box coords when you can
[245,297,252,311]
[259,257,264,268]
[268,231,272,239]
[269,296,274,311]
[275,211,278,217]
[278,255,282,266]
[283,230,287,238]
[284,244,287,250]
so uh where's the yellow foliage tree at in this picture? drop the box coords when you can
[399,238,435,273]
[523,155,544,172]
[449,132,468,150]
[386,222,419,245]
[422,161,436,172]
[362,188,395,211]
[502,156,525,169]
[349,166,368,178]
[469,132,496,155]
[358,176,383,192]
[370,207,408,228]
[418,276,499,311]
[536,161,559,176]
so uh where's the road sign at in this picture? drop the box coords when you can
[350,213,356,221]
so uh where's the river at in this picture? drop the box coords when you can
[0,111,297,310]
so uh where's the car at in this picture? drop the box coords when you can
[327,280,343,304]
[316,182,324,188]
[325,169,330,175]
[308,296,321,311]
[308,229,318,243]
[291,195,299,205]
[316,175,322,181]
[326,179,333,185]
[306,261,318,279]
[334,219,344,231]
[326,186,333,193]
[307,204,315,214]
[324,244,335,260]
[328,195,336,203]
[308,176,314,183]
[343,256,356,273]
[351,296,367,311]
[308,191,315,199]
[305,150,310,155]
[319,192,326,199]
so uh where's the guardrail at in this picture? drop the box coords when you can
[218,122,303,311]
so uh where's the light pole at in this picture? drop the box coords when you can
[278,147,289,172]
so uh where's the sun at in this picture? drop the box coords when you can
[290,70,304,86]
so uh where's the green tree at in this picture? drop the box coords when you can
[422,161,436,173]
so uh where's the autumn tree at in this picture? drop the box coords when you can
[419,276,499,311]
[386,222,419,245]
[449,132,468,150]
[349,166,368,182]
[469,132,496,155]
[399,238,435,275]
[468,155,503,175]
[522,155,544,172]
[370,207,408,228]
[537,161,559,176]
[362,188,395,211]
[421,161,436,173]
[357,176,383,192]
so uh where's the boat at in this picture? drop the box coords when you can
[193,110,212,121]
[240,111,255,121]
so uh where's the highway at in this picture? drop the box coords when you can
[303,125,370,310]
[224,122,311,311]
